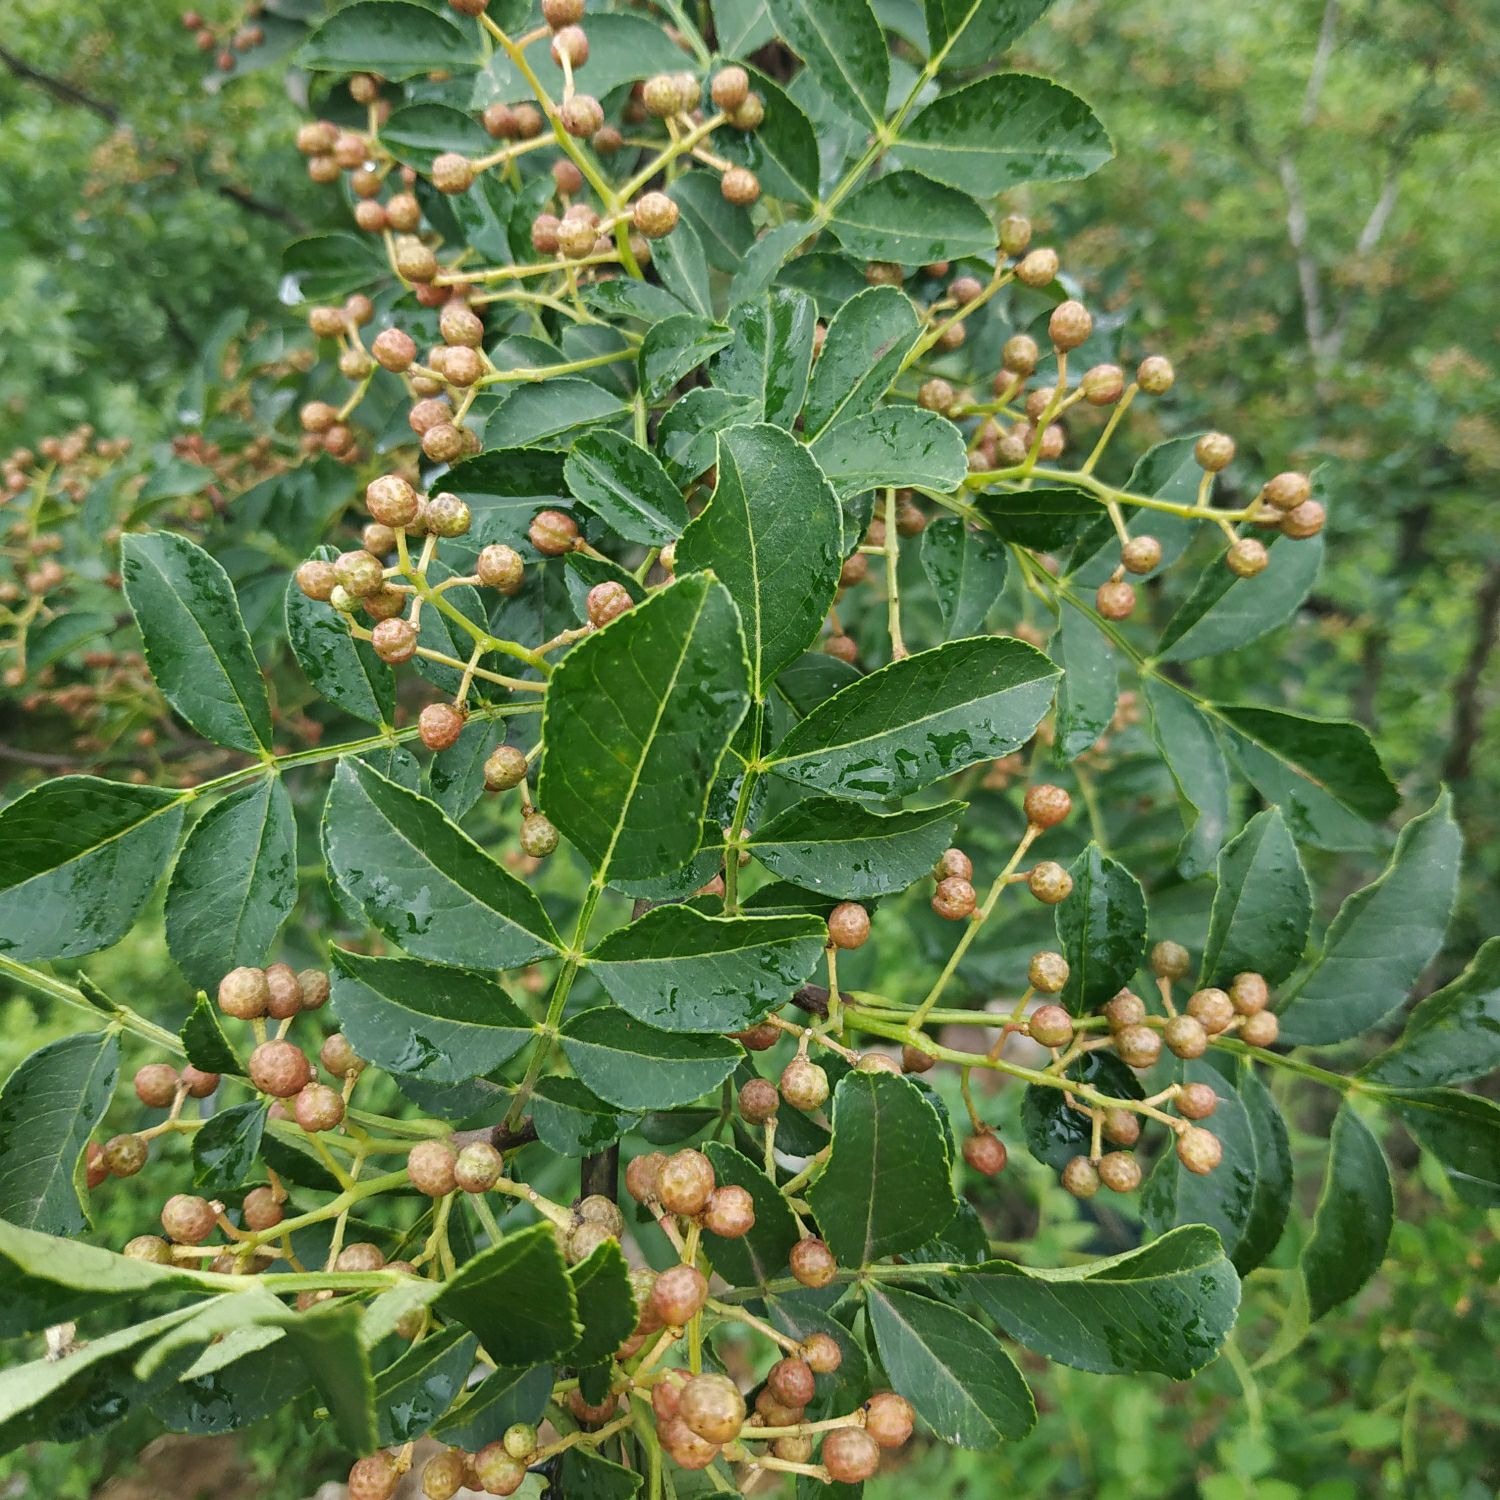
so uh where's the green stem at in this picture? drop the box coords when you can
[0,957,185,1055]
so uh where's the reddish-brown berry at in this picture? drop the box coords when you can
[789,1235,836,1288]
[779,1056,829,1112]
[823,1426,880,1482]
[162,1193,217,1245]
[651,1264,708,1326]
[1028,861,1073,904]
[932,876,976,920]
[295,1082,345,1132]
[962,1131,1008,1176]
[407,1140,459,1196]
[134,1063,180,1109]
[1177,1126,1223,1175]
[658,1149,716,1216]
[827,901,870,949]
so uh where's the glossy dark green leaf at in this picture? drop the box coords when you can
[1200,807,1310,989]
[1141,1060,1258,1260]
[973,485,1099,550]
[191,1103,267,1194]
[560,1009,742,1110]
[374,1328,478,1446]
[700,1143,800,1289]
[1052,606,1118,761]
[329,948,535,1083]
[1054,843,1146,1014]
[802,286,921,441]
[1383,1087,1500,1207]
[181,996,242,1078]
[433,1363,552,1448]
[560,1450,642,1500]
[967,1224,1240,1378]
[1145,680,1230,879]
[564,431,688,546]
[898,73,1111,196]
[531,1077,638,1157]
[923,0,1054,70]
[567,1240,635,1368]
[717,69,820,205]
[920,516,1007,640]
[1157,534,1323,663]
[1279,791,1461,1045]
[730,222,809,305]
[379,102,491,172]
[537,573,750,883]
[25,611,114,677]
[152,1327,309,1436]
[0,1032,118,1235]
[281,233,385,302]
[1363,937,1500,1088]
[1300,1105,1393,1319]
[808,1073,957,1266]
[811,407,968,497]
[439,447,570,554]
[768,636,1059,801]
[1020,1053,1142,1169]
[652,214,712,319]
[427,717,509,821]
[676,425,842,696]
[713,0,775,54]
[1217,704,1399,850]
[0,1303,204,1449]
[165,778,296,993]
[436,1224,579,1365]
[0,777,185,960]
[586,906,825,1033]
[711,291,817,428]
[1234,1068,1293,1274]
[767,0,889,125]
[830,172,995,266]
[0,1218,213,1338]
[298,0,477,78]
[581,278,688,324]
[672,170,756,275]
[657,388,760,483]
[748,797,964,897]
[866,1284,1035,1447]
[285,553,394,726]
[121,531,271,753]
[324,757,560,967]
[639,315,734,403]
[486,378,627,450]
[279,1300,378,1452]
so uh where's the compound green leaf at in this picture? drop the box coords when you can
[830,172,995,266]
[379,102,491,172]
[437,1223,579,1366]
[701,1143,800,1289]
[1383,1087,1500,1208]
[712,0,774,55]
[559,1450,641,1500]
[866,1284,1035,1447]
[1217,705,1399,850]
[652,214,712,319]
[537,573,750,883]
[121,531,271,753]
[767,636,1059,801]
[374,1327,478,1445]
[810,407,968,497]
[531,1077,638,1157]
[181,996,242,1078]
[299,0,478,79]
[802,286,921,441]
[0,777,185,960]
[716,70,819,206]
[923,0,1055,70]
[1200,806,1311,989]
[766,0,889,126]
[165,778,297,993]
[586,906,825,1033]
[285,553,393,726]
[279,1301,378,1452]
[897,73,1111,196]
[1145,681,1230,879]
[567,1240,636,1369]
[973,485,1098,551]
[191,1103,267,1195]
[639,315,734,403]
[559,1009,743,1111]
[965,1224,1240,1378]
[0,1032,118,1236]
[1300,1106,1392,1320]
[1157,534,1323,663]
[471,10,685,106]
[1279,790,1461,1045]
[807,1073,958,1266]
[486,379,627,450]
[710,290,817,428]
[1234,1067,1293,1275]
[1363,937,1500,1088]
[1021,1053,1141,1170]
[1141,1061,1258,1261]
[676,424,842,698]
[329,948,535,1083]
[1052,606,1118,761]
[324,758,560,968]
[748,797,965,897]
[1054,843,1147,1014]
[433,1364,553,1449]
[564,431,689,546]
[920,516,1007,640]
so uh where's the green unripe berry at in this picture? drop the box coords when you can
[1061,1155,1100,1198]
[483,745,528,791]
[520,812,559,857]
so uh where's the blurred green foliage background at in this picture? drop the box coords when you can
[1,0,1496,1495]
